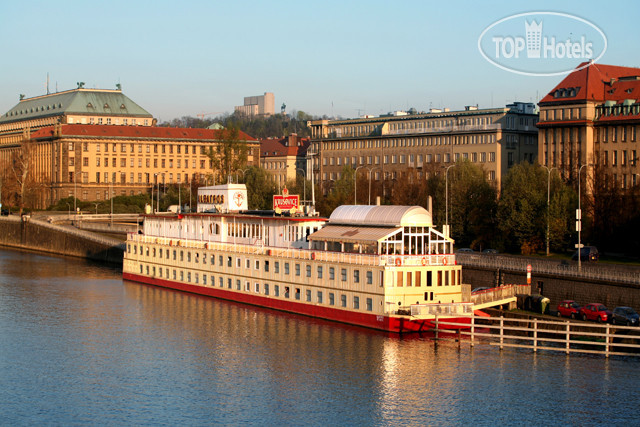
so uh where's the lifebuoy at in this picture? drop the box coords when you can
[395,257,402,267]
[442,257,448,265]
[421,257,427,266]
[311,252,316,260]
[169,240,173,246]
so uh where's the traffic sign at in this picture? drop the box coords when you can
[526,264,532,273]
[575,243,584,249]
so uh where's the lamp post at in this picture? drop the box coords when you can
[542,165,556,256]
[236,168,249,184]
[178,179,181,214]
[110,176,113,226]
[153,173,159,213]
[66,202,71,217]
[367,166,379,205]
[577,164,592,271]
[93,203,100,215]
[354,165,365,205]
[295,168,306,206]
[444,164,457,228]
[73,170,77,214]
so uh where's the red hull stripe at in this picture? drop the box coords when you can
[123,272,469,333]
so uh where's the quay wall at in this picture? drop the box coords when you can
[463,265,640,313]
[0,216,124,265]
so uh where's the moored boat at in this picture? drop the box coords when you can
[123,184,472,332]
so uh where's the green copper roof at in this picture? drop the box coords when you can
[0,88,153,124]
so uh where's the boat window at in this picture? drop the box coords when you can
[264,284,269,295]
[354,270,360,283]
[353,296,360,309]
[202,253,206,264]
[254,283,259,293]
[306,265,311,277]
[180,271,184,281]
[284,286,290,298]
[317,266,323,279]
[317,291,323,304]
[306,290,312,302]
[366,298,372,311]
[275,285,280,297]
[202,275,206,285]
[180,251,184,262]
[227,256,232,267]
[341,269,347,281]
[187,252,191,262]
[219,277,223,288]
[295,288,301,300]
[329,293,335,305]
[246,259,250,269]
[275,262,280,274]
[366,271,373,285]
[236,280,240,290]
[295,264,300,276]
[255,260,260,270]
[426,271,432,287]
[285,263,290,275]
[329,267,335,280]
[264,261,269,272]
[340,295,347,307]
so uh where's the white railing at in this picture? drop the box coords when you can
[470,284,531,306]
[410,302,474,317]
[128,234,456,267]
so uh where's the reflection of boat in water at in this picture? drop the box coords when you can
[123,184,471,333]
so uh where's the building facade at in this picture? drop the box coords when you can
[307,103,538,193]
[234,92,275,117]
[0,87,259,209]
[537,62,640,189]
[259,134,310,191]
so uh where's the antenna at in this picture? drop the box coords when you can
[46,73,50,95]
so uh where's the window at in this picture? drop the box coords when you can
[354,270,360,283]
[353,296,360,310]
[341,268,347,281]
[340,294,347,307]
[329,267,335,280]
[317,291,323,304]
[317,266,323,279]
[366,298,373,311]
[275,261,280,274]
[329,293,335,306]
[366,271,373,285]
[306,290,312,302]
[285,262,290,275]
[275,285,280,297]
[295,263,300,276]
[306,265,311,277]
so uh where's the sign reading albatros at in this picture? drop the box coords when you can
[273,187,299,214]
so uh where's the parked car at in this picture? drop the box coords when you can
[612,307,640,326]
[456,248,474,253]
[471,287,491,294]
[557,300,581,319]
[482,249,498,254]
[572,246,599,262]
[579,303,611,323]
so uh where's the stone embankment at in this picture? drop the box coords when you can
[0,215,124,265]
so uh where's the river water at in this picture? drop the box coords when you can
[0,248,638,425]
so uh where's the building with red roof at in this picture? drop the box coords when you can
[538,61,640,189]
[260,134,310,192]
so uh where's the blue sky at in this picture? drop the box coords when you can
[1,1,638,122]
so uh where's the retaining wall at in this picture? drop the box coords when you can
[0,216,124,265]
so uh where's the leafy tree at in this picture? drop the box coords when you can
[316,166,354,216]
[243,167,277,210]
[447,161,497,250]
[497,163,547,254]
[206,126,250,184]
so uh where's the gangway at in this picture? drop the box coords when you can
[471,284,530,310]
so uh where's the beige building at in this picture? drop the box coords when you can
[259,134,310,191]
[234,92,275,117]
[538,62,640,188]
[0,86,259,209]
[307,103,538,193]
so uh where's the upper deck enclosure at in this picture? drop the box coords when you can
[309,205,453,256]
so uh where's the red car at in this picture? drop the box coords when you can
[557,300,581,319]
[579,303,611,323]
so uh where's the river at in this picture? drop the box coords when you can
[0,248,638,425]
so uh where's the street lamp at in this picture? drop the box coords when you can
[236,168,249,184]
[93,203,100,215]
[73,170,77,214]
[66,202,71,217]
[577,164,592,271]
[367,166,379,205]
[542,165,556,256]
[295,168,306,206]
[444,164,457,229]
[354,165,365,204]
[153,173,159,213]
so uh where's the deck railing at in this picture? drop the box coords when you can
[410,302,474,317]
[128,234,456,267]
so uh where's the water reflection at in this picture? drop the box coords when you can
[1,249,639,425]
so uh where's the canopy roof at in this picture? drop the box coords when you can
[308,225,399,244]
[328,205,432,227]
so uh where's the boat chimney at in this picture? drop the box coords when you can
[376,196,381,206]
[428,196,432,213]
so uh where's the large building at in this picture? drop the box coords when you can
[234,92,275,117]
[0,86,259,209]
[537,62,640,189]
[259,134,310,191]
[307,103,538,194]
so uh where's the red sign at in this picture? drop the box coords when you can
[273,195,299,211]
[526,264,532,273]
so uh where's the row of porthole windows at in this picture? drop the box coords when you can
[139,263,374,312]
[128,244,379,286]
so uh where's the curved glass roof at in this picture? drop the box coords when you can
[328,205,432,227]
